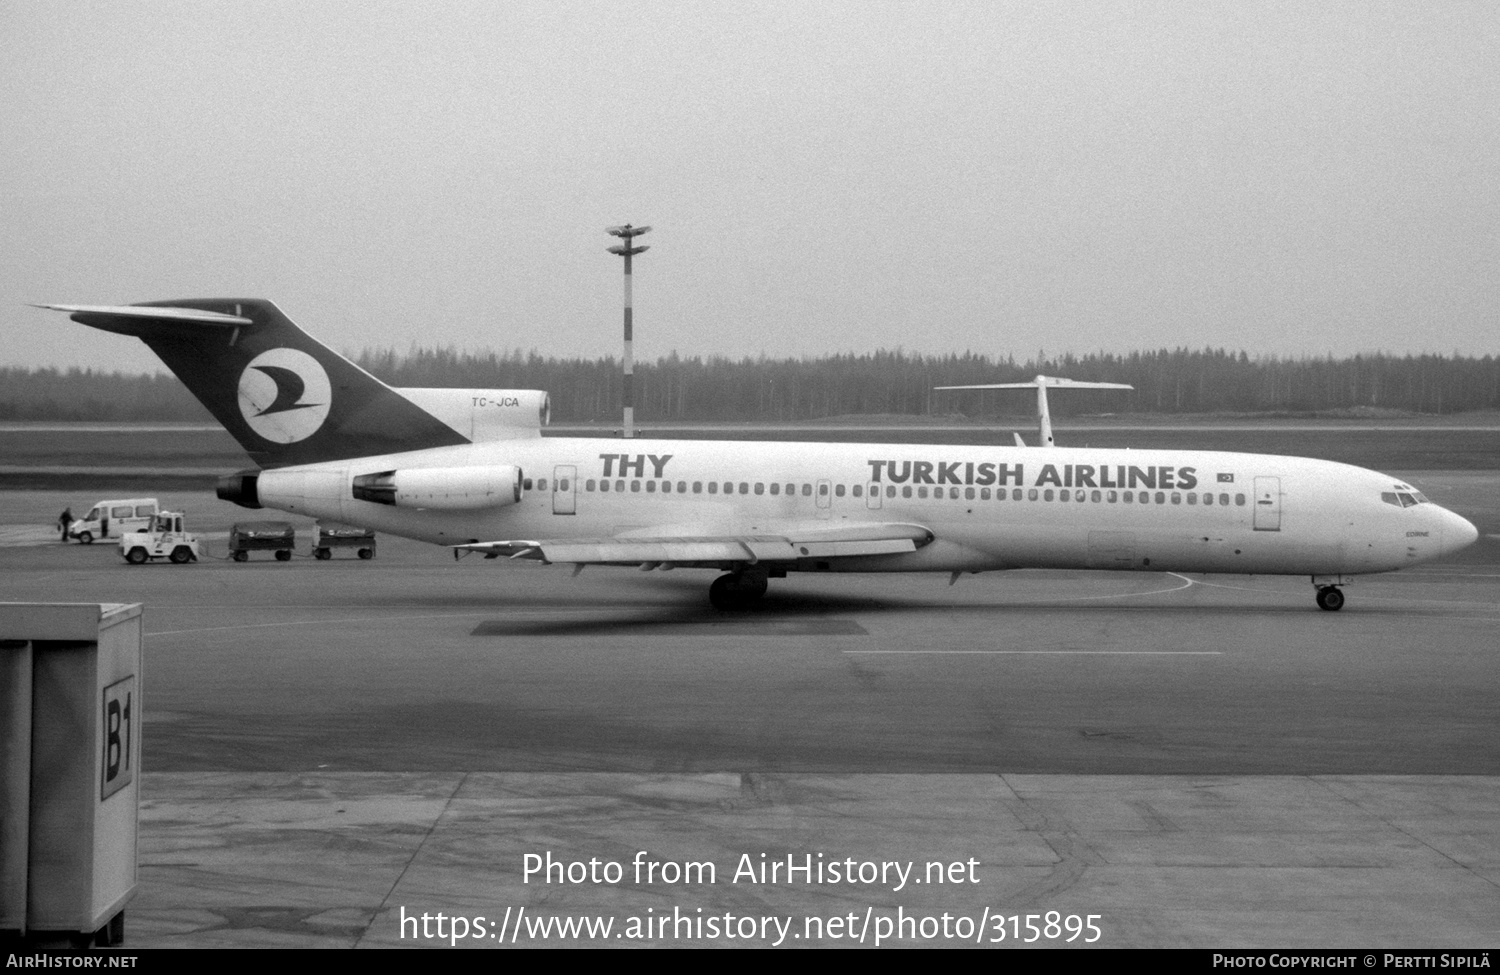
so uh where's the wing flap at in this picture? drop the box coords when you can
[457,522,930,566]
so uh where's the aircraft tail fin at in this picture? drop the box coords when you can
[36,300,469,467]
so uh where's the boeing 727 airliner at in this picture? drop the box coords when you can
[38,299,1479,610]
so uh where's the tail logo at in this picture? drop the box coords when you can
[237,348,332,443]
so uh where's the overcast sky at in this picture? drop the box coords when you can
[4,1,1496,374]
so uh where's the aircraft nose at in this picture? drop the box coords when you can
[1441,509,1479,555]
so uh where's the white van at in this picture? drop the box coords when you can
[69,498,159,544]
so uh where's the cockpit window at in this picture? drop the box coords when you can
[1383,491,1422,508]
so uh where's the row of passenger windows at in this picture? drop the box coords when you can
[520,477,1249,508]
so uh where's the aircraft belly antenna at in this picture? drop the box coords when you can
[935,375,1133,447]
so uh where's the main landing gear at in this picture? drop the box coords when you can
[709,569,768,610]
[1315,586,1345,612]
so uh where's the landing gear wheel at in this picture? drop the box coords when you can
[708,572,769,609]
[78,531,93,545]
[170,546,192,564]
[232,550,248,562]
[125,547,148,565]
[315,548,331,560]
[275,549,292,562]
[357,548,373,560]
[1316,586,1345,612]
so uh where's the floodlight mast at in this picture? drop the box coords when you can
[606,224,650,438]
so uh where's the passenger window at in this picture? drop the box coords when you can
[661,481,671,493]
[1171,493,1181,505]
[708,482,718,494]
[965,487,975,500]
[902,486,912,498]
[1043,489,1054,501]
[1219,493,1230,506]
[112,506,132,518]
[587,479,596,491]
[754,483,764,495]
[677,481,686,493]
[835,485,845,497]
[1092,490,1102,502]
[802,484,812,496]
[1235,494,1246,506]
[600,480,610,492]
[524,479,534,490]
[1155,492,1166,504]
[631,480,640,492]
[770,483,780,495]
[1123,491,1132,503]
[739,482,749,494]
[1076,491,1085,502]
[538,479,547,491]
[917,486,928,499]
[1139,492,1150,504]
[1106,491,1116,503]
[1028,489,1039,501]
[1202,492,1212,505]
[950,487,960,499]
[852,485,862,497]
[1059,489,1070,502]
[1186,493,1196,505]
[886,486,896,498]
[787,483,796,496]
[693,482,702,494]
[725,482,734,494]
[559,479,569,491]
[980,488,990,500]
[135,505,154,517]
[646,481,655,493]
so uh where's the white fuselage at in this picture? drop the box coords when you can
[251,437,1477,578]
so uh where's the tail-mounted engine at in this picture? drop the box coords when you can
[352,465,523,510]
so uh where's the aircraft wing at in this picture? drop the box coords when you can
[456,521,933,566]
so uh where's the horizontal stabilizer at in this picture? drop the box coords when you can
[935,379,1133,390]
[32,303,251,336]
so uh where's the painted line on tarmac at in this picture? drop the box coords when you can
[148,612,492,637]
[844,649,1221,655]
[1018,573,1198,603]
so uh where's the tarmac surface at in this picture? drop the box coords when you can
[2,477,1497,948]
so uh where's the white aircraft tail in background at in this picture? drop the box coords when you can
[935,375,1134,447]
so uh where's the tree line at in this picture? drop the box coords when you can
[4,348,1497,423]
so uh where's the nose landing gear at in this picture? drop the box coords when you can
[1315,586,1345,612]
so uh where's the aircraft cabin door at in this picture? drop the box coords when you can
[553,465,577,515]
[815,479,832,520]
[866,481,882,510]
[1253,476,1281,531]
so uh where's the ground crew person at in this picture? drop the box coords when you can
[58,507,73,542]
